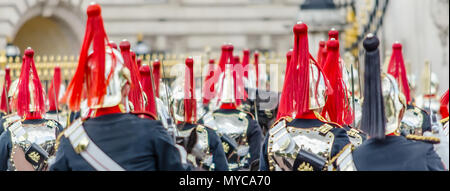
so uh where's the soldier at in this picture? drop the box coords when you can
[0,47,63,171]
[45,66,68,128]
[170,57,228,171]
[351,34,446,171]
[384,42,434,136]
[321,38,365,147]
[325,29,366,145]
[241,50,279,136]
[201,45,263,171]
[260,22,352,171]
[49,3,184,171]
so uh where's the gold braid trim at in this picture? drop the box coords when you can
[406,134,440,144]
[313,111,344,129]
[440,117,449,125]
[54,128,68,151]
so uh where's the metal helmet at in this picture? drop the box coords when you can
[382,73,407,135]
[88,47,129,109]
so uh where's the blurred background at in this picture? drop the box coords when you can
[0,0,448,94]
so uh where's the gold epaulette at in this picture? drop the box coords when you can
[441,117,449,125]
[406,134,440,144]
[317,124,334,135]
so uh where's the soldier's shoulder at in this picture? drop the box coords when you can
[2,114,22,128]
[405,134,440,144]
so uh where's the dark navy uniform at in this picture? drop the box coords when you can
[260,117,351,171]
[176,123,228,171]
[352,135,446,171]
[0,118,63,171]
[50,113,185,171]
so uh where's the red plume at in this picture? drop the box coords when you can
[440,89,449,119]
[110,41,118,50]
[64,3,112,111]
[202,59,216,105]
[131,51,137,68]
[387,42,411,104]
[216,44,234,104]
[5,68,11,93]
[48,66,62,111]
[15,48,46,119]
[152,60,161,98]
[253,52,260,89]
[137,58,142,69]
[0,68,11,113]
[120,40,144,112]
[233,56,247,106]
[139,64,157,118]
[184,58,196,123]
[0,86,6,113]
[317,40,326,67]
[328,29,339,40]
[218,44,229,73]
[321,39,353,125]
[277,23,332,119]
[242,49,250,78]
[285,50,293,76]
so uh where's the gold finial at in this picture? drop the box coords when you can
[6,36,12,43]
[49,55,55,62]
[42,55,48,63]
[14,56,20,63]
[137,33,143,42]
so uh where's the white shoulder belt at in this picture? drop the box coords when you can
[64,119,125,171]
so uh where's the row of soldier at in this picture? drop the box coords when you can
[0,3,448,171]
